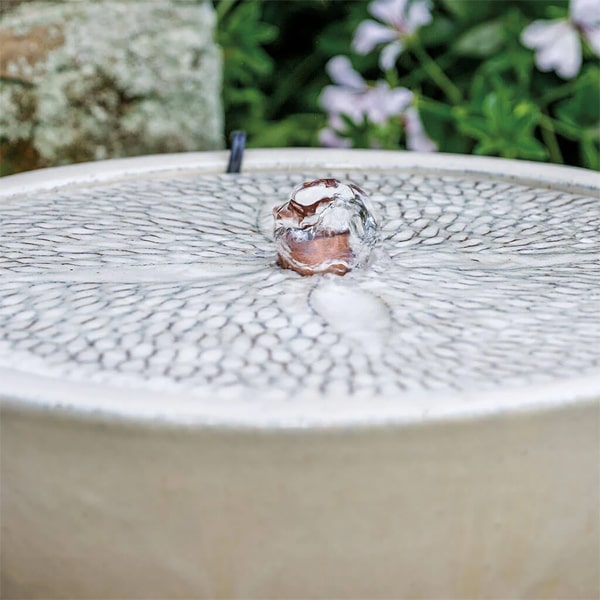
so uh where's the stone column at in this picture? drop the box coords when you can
[0,0,223,173]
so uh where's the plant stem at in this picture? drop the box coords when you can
[411,42,463,105]
[540,114,580,140]
[539,113,564,164]
[267,52,322,118]
[540,81,580,106]
[417,96,455,118]
[402,53,454,89]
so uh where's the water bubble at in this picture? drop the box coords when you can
[272,178,380,276]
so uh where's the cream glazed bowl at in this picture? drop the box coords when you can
[1,150,599,599]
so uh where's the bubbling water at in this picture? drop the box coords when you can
[272,178,380,276]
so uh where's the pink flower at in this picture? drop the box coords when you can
[353,0,432,70]
[521,0,600,79]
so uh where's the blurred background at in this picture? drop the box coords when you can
[1,0,598,176]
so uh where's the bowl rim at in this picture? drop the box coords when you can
[2,148,600,199]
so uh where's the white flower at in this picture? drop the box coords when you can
[353,0,432,70]
[319,114,352,149]
[319,56,436,152]
[404,107,437,152]
[521,0,600,79]
[319,57,370,126]
[522,20,582,79]
[364,82,415,124]
[319,130,351,149]
[572,0,600,54]
[320,56,413,126]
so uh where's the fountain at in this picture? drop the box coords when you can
[1,150,598,598]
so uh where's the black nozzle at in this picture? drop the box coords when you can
[226,130,246,174]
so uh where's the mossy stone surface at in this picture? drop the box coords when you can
[0,0,223,173]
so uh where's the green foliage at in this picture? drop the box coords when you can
[215,0,277,136]
[215,0,362,148]
[456,91,547,160]
[453,20,505,58]
[555,65,600,168]
[216,0,599,170]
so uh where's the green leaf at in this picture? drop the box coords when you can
[454,20,505,57]
[440,0,494,22]
[555,65,600,127]
[455,115,490,140]
[419,17,455,48]
[545,5,569,19]
[420,103,470,153]
[482,92,508,132]
[474,140,501,156]
[515,138,548,160]
[469,73,491,109]
[249,114,324,147]
[514,102,540,131]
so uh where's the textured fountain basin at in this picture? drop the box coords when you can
[0,149,599,426]
[1,150,598,599]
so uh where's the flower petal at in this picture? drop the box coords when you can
[380,40,404,70]
[405,107,437,152]
[377,84,412,120]
[571,0,600,27]
[370,0,408,28]
[521,19,565,49]
[319,86,363,123]
[319,128,352,148]
[406,0,433,33]
[536,23,582,78]
[328,113,346,131]
[326,56,365,90]
[362,83,412,124]
[353,20,398,54]
[584,25,600,55]
[321,86,371,126]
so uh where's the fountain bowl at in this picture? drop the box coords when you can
[1,150,598,598]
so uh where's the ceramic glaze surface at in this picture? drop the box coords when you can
[0,152,599,425]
